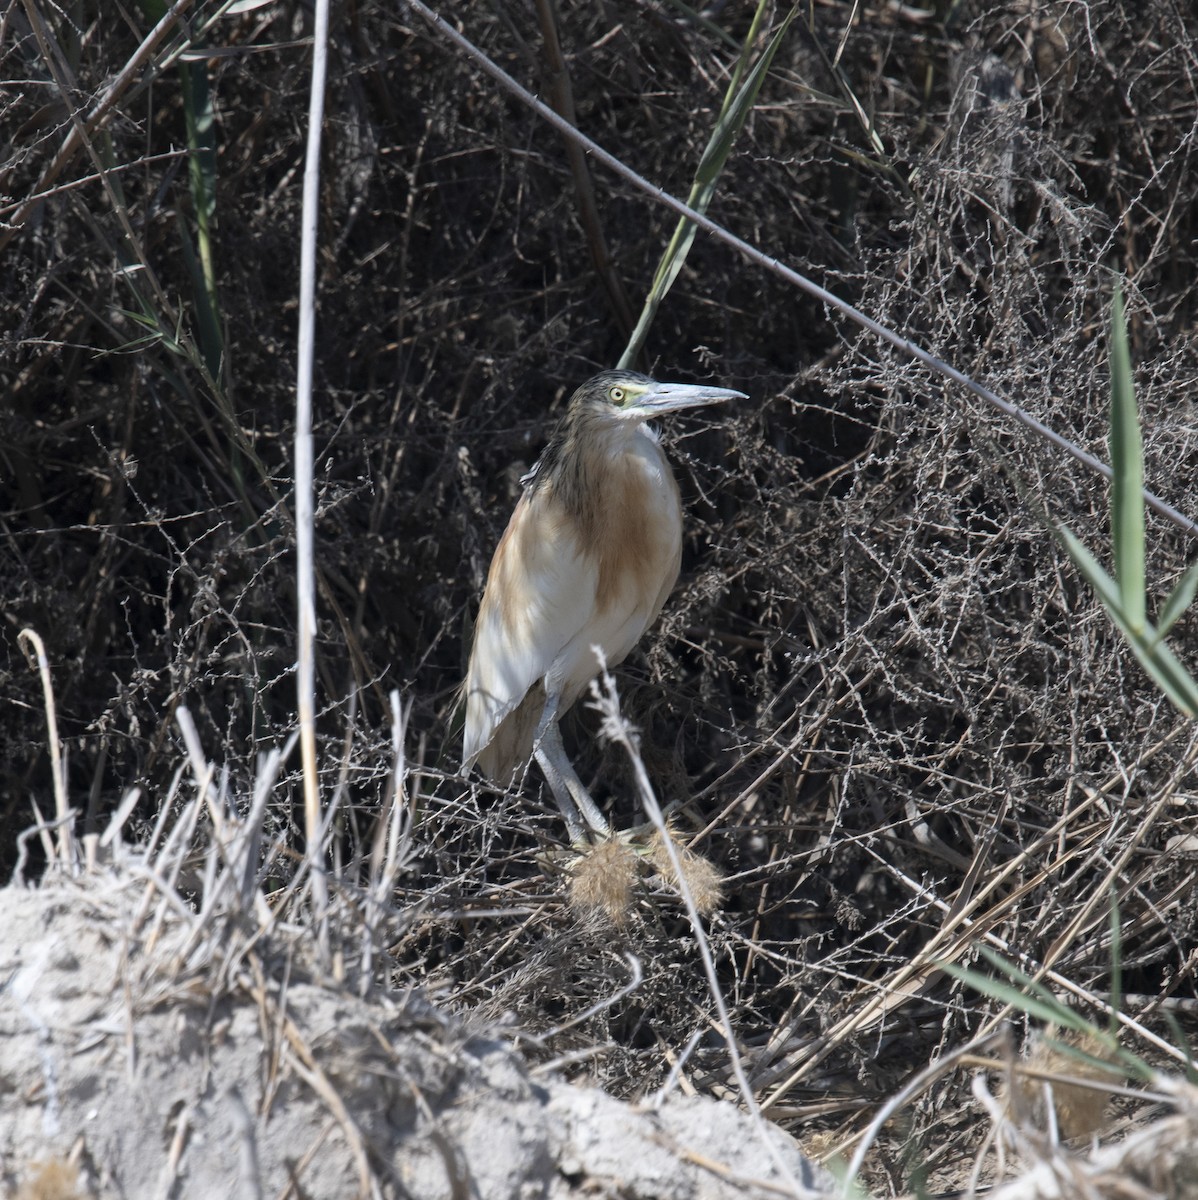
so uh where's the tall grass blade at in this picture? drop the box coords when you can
[137,0,224,381]
[181,53,224,379]
[940,956,1085,1032]
[944,947,1158,1081]
[1057,525,1123,616]
[1059,525,1198,715]
[1056,290,1198,717]
[618,4,795,368]
[1108,285,1145,632]
[1131,638,1198,717]
[1156,559,1198,639]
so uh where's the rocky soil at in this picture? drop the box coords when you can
[0,875,830,1199]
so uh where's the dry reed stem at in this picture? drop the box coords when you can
[589,663,810,1198]
[17,629,71,870]
[295,0,333,958]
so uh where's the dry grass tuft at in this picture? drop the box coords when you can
[1016,1030,1123,1143]
[568,838,640,925]
[976,1069,1198,1200]
[16,1159,89,1200]
[646,827,724,917]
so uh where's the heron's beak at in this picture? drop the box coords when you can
[631,382,748,416]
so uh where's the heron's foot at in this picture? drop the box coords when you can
[609,798,686,843]
[545,798,608,849]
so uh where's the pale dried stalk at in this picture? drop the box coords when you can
[18,628,72,870]
[296,0,333,952]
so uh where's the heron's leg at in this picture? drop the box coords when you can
[532,697,611,842]
[533,735,587,846]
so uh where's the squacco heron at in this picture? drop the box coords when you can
[462,369,746,844]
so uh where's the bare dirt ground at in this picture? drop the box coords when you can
[0,871,829,1198]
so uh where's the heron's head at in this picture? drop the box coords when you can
[568,369,746,426]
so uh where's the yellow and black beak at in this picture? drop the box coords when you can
[625,380,747,417]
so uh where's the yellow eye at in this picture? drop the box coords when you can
[609,386,625,404]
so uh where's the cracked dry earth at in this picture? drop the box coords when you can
[0,877,830,1199]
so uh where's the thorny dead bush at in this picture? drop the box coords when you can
[2,0,1198,1181]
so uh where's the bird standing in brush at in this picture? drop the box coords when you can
[462,369,745,844]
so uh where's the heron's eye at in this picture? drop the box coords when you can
[609,385,626,405]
